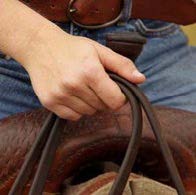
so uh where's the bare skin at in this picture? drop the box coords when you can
[0,0,145,120]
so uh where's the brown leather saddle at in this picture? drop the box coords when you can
[11,73,186,195]
[0,100,195,194]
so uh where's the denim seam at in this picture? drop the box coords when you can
[135,19,179,37]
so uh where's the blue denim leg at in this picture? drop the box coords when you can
[0,59,41,118]
[135,21,196,112]
[0,20,195,119]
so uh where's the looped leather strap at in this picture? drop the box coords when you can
[121,0,132,22]
[9,73,186,195]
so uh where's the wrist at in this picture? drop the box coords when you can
[21,22,71,72]
[18,21,59,66]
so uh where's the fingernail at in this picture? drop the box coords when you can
[132,70,145,78]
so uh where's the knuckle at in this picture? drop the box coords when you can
[110,96,125,110]
[63,78,81,92]
[68,114,82,121]
[84,65,100,81]
[52,85,66,99]
[56,110,81,121]
[55,90,69,101]
[86,108,96,116]
[97,103,106,111]
[54,109,67,119]
[41,95,54,108]
[57,112,67,119]
[110,102,123,111]
[121,57,133,66]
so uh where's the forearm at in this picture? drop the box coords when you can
[0,0,57,64]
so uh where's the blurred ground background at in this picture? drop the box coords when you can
[181,24,196,46]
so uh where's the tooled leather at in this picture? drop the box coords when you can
[21,0,121,24]
[20,0,196,25]
[0,105,195,194]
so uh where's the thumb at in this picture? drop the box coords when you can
[93,42,146,84]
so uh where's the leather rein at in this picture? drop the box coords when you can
[9,73,186,195]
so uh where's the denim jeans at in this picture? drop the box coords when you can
[0,19,196,119]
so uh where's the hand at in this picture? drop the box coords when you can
[23,25,145,120]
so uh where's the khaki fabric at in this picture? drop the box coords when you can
[64,172,177,195]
